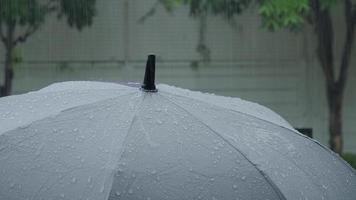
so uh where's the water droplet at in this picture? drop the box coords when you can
[71,177,77,183]
[35,145,44,156]
[19,124,30,129]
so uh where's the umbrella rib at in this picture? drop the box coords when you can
[158,94,287,200]
[160,91,356,174]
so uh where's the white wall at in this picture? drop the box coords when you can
[0,0,355,152]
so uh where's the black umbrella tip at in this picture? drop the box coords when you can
[141,54,158,92]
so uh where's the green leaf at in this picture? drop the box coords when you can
[58,0,97,30]
[159,0,252,19]
[258,0,309,30]
[0,0,97,30]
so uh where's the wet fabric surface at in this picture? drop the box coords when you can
[0,82,355,200]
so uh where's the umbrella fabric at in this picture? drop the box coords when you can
[0,81,355,200]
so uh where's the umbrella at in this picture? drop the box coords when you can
[0,55,355,200]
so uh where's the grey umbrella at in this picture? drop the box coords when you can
[0,55,355,200]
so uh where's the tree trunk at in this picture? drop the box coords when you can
[311,0,356,154]
[326,0,356,154]
[327,86,343,154]
[0,23,15,97]
[1,45,14,97]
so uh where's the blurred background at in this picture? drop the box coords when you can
[0,0,355,160]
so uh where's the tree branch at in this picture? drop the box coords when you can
[11,0,58,46]
[13,25,40,45]
[0,22,7,44]
[138,1,161,23]
[337,0,356,90]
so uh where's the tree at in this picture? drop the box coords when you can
[0,0,97,97]
[159,0,356,154]
[257,0,356,155]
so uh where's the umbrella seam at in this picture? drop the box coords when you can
[160,91,356,174]
[158,91,294,130]
[36,88,132,94]
[105,93,145,200]
[158,94,287,200]
[0,88,132,100]
[251,137,329,198]
[0,92,138,171]
[0,91,136,139]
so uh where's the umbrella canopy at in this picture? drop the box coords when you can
[0,56,355,200]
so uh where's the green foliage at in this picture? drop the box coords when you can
[159,0,251,19]
[158,0,182,12]
[0,0,97,98]
[0,0,48,26]
[160,0,340,30]
[0,0,97,39]
[185,0,251,18]
[258,0,341,30]
[12,46,23,64]
[258,0,309,30]
[58,0,96,30]
[342,153,356,170]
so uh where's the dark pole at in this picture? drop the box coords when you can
[141,55,157,92]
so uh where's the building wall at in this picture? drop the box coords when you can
[0,0,355,152]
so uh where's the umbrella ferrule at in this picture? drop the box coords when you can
[141,55,158,92]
